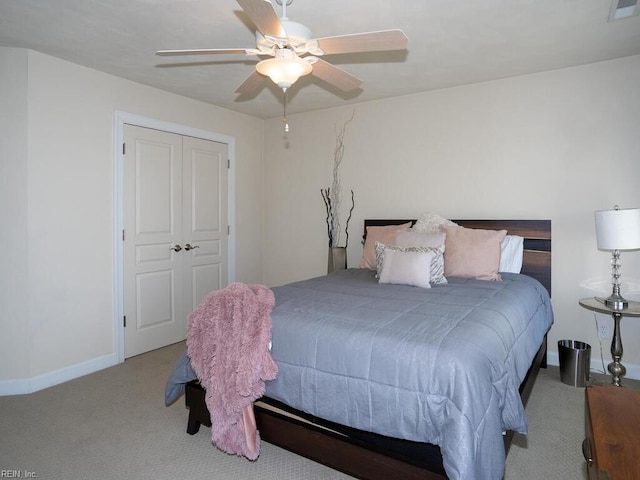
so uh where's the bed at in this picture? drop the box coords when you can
[181,219,553,480]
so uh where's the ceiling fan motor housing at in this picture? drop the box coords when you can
[280,19,312,46]
[254,18,313,54]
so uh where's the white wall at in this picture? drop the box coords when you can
[263,55,640,377]
[0,48,30,381]
[0,48,264,393]
[3,48,639,392]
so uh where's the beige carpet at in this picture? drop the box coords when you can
[0,341,634,480]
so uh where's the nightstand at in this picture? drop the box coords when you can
[583,384,640,479]
[579,298,640,386]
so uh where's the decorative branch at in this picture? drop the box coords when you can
[321,188,333,248]
[323,110,355,248]
[344,189,355,248]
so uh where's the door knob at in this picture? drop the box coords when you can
[184,243,200,251]
[170,245,182,252]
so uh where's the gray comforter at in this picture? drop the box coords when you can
[263,268,553,480]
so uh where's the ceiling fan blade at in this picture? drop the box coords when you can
[235,70,267,95]
[236,0,286,39]
[157,48,253,56]
[315,29,408,55]
[311,59,362,92]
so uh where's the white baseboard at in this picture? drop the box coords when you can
[546,351,640,382]
[0,353,119,396]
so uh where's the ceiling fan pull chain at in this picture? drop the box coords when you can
[283,89,289,133]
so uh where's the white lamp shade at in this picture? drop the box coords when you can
[594,207,640,251]
[256,49,312,90]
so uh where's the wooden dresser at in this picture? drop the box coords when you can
[584,384,640,479]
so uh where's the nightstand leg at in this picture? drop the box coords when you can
[608,312,625,386]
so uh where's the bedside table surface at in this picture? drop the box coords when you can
[579,298,640,317]
[586,384,640,479]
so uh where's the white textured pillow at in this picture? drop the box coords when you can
[412,212,458,234]
[375,241,447,285]
[378,249,434,289]
[500,235,524,273]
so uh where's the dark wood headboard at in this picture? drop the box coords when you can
[364,219,552,296]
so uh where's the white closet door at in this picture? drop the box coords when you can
[123,125,228,358]
[182,135,228,313]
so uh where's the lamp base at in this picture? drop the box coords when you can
[596,293,628,310]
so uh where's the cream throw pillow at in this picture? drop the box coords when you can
[378,249,434,289]
[441,225,507,281]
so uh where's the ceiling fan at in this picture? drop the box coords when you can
[156,0,408,96]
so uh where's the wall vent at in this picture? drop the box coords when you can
[608,0,640,21]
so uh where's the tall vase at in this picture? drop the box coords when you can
[327,247,347,274]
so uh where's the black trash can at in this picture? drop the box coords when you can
[558,340,591,387]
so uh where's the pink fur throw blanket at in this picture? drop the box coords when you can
[186,283,278,460]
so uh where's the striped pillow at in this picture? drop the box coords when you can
[374,241,447,285]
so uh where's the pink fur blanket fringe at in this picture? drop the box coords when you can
[187,282,278,460]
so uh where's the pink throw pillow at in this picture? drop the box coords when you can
[359,222,412,269]
[395,230,446,248]
[441,225,507,281]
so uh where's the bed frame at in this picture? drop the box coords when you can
[185,219,552,480]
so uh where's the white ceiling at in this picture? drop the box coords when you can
[1,0,639,119]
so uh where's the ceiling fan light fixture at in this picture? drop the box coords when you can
[256,48,312,90]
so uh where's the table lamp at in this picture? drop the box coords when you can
[594,205,640,309]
